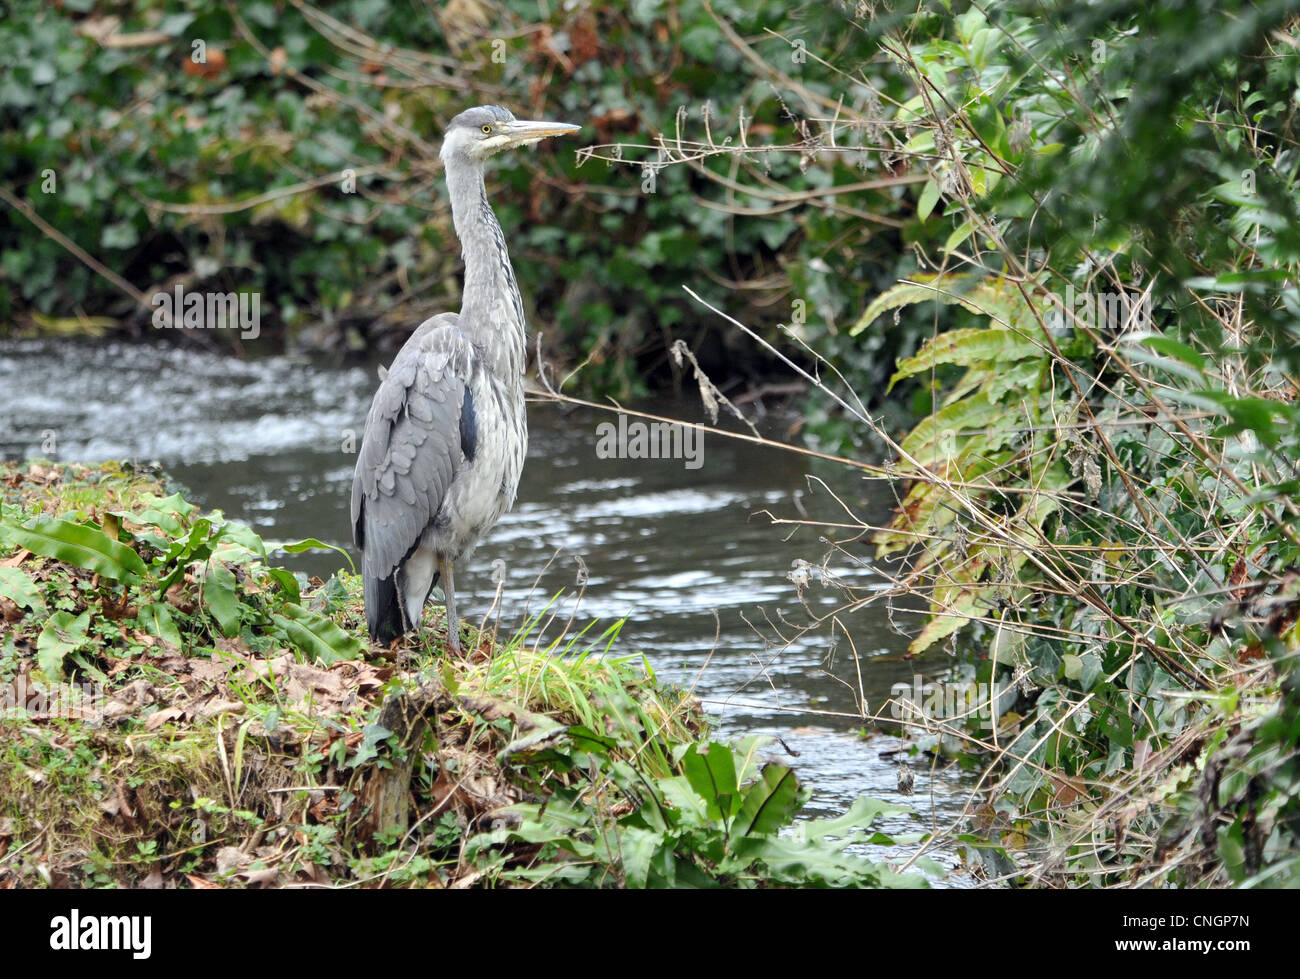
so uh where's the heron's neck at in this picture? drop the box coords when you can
[445,162,527,383]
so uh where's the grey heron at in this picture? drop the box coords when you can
[351,105,579,652]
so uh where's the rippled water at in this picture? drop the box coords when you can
[0,337,979,883]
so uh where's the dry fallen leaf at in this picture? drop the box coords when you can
[0,549,31,568]
[165,583,195,614]
[196,698,245,720]
[214,636,251,657]
[182,48,228,80]
[189,658,231,683]
[1051,774,1086,808]
[144,706,186,731]
[114,678,155,708]
[215,846,247,876]
[237,866,280,888]
[288,662,343,697]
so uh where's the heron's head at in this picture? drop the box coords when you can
[440,105,580,166]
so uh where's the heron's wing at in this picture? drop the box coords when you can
[350,313,475,581]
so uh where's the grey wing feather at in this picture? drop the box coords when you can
[351,313,475,582]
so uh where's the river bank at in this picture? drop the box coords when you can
[0,335,980,849]
[0,460,936,888]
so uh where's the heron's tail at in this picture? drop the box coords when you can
[365,568,406,644]
[364,557,441,644]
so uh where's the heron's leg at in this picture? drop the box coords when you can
[401,544,437,635]
[437,554,461,653]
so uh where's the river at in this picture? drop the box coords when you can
[0,336,979,882]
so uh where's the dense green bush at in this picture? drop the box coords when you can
[853,0,1300,886]
[1,0,940,406]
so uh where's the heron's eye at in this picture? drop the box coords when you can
[481,125,492,134]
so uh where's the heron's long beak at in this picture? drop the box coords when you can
[501,119,582,147]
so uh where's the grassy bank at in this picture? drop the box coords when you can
[0,460,926,888]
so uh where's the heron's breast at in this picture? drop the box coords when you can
[430,377,526,556]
